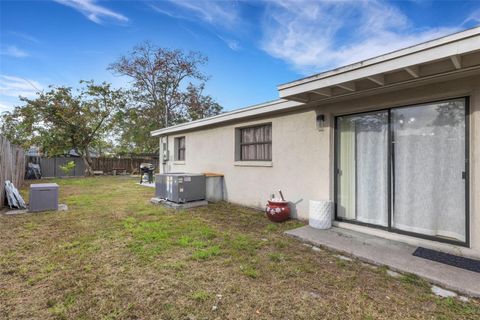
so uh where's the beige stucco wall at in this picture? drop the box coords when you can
[162,107,330,218]
[160,74,480,257]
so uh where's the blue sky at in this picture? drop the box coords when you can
[1,0,479,114]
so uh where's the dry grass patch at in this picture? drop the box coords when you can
[0,176,479,319]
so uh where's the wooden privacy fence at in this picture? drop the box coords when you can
[91,157,159,174]
[36,156,159,178]
[38,157,86,178]
[0,135,25,208]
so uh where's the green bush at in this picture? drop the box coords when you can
[59,161,76,175]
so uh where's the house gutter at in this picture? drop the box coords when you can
[150,99,303,137]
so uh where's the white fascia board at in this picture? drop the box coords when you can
[278,27,480,98]
[151,99,303,136]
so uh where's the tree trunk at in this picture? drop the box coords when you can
[82,149,95,176]
[129,154,136,174]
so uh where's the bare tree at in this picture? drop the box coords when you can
[183,83,222,121]
[108,43,222,153]
[109,42,209,127]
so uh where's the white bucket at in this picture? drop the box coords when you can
[309,200,333,229]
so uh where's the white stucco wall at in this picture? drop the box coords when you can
[159,74,480,257]
[162,107,330,218]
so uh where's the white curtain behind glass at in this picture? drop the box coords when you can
[356,112,389,226]
[393,100,466,242]
[337,112,388,225]
[337,118,356,220]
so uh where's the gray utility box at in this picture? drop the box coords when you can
[155,173,169,200]
[155,173,206,203]
[205,175,224,202]
[29,183,59,212]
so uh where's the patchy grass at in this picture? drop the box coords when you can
[191,290,211,302]
[240,264,259,278]
[268,252,286,263]
[191,245,221,260]
[1,176,479,319]
[436,297,480,318]
[401,273,430,288]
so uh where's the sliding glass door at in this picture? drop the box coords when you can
[336,111,389,227]
[392,99,467,242]
[335,98,468,244]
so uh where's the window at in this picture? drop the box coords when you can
[237,124,272,161]
[174,136,185,161]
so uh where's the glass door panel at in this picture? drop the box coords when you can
[337,111,389,227]
[392,99,466,242]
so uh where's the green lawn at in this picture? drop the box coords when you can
[1,176,479,319]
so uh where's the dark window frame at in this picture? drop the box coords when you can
[333,96,470,247]
[174,136,186,161]
[238,124,272,161]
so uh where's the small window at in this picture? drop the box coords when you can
[238,124,272,161]
[174,136,186,161]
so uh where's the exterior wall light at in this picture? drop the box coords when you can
[316,114,326,131]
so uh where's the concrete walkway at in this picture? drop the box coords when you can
[137,182,155,188]
[285,226,480,297]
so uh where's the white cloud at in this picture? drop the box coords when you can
[463,8,480,26]
[151,1,243,50]
[0,75,43,112]
[0,45,29,58]
[54,0,128,24]
[261,0,459,74]
[152,0,240,29]
[218,35,241,51]
[0,75,42,98]
[0,101,12,113]
[9,31,41,44]
[149,3,183,19]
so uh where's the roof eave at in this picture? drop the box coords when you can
[278,28,480,103]
[150,99,303,137]
[277,26,480,92]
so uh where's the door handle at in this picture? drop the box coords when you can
[462,171,466,180]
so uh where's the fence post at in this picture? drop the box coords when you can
[0,135,25,208]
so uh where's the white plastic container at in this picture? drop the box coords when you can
[309,200,333,229]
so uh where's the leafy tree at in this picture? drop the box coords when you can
[110,90,161,154]
[108,42,222,152]
[0,80,126,176]
[0,107,34,147]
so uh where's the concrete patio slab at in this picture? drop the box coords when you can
[137,182,155,188]
[3,203,69,215]
[285,226,480,298]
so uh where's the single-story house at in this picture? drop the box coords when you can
[152,27,480,259]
